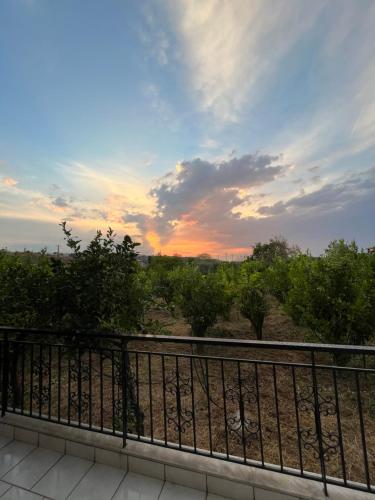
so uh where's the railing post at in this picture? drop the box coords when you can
[1,332,9,417]
[121,338,128,448]
[311,351,328,496]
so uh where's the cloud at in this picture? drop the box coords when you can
[200,138,219,150]
[140,5,171,65]
[126,152,375,256]
[2,177,18,187]
[143,83,178,128]
[126,152,286,252]
[149,153,284,236]
[258,167,375,216]
[52,196,69,208]
[166,0,323,122]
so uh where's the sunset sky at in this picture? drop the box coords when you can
[1,0,375,256]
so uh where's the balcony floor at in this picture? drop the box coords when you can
[0,436,229,500]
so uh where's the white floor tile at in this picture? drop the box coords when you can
[0,441,35,477]
[68,463,125,500]
[1,486,43,500]
[31,454,93,500]
[112,472,164,500]
[3,447,62,489]
[159,482,206,500]
[0,436,12,450]
[0,480,11,496]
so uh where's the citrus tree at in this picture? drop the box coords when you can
[175,265,230,336]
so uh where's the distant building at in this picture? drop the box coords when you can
[367,246,375,254]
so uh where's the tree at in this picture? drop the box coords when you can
[239,273,269,340]
[57,222,147,332]
[175,266,229,336]
[286,240,375,347]
[264,257,291,303]
[0,250,52,327]
[252,236,299,265]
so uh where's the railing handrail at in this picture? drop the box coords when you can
[0,325,375,355]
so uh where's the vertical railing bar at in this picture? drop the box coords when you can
[78,347,82,427]
[162,354,167,446]
[38,344,43,418]
[332,369,346,485]
[57,345,61,423]
[121,339,128,448]
[111,350,115,434]
[48,345,52,420]
[11,342,16,412]
[189,356,197,452]
[355,371,371,490]
[1,332,9,416]
[100,350,104,431]
[88,349,92,429]
[292,365,304,475]
[21,343,25,415]
[175,356,181,449]
[220,359,229,460]
[148,352,154,443]
[29,343,33,417]
[205,358,213,456]
[254,362,264,466]
[237,361,247,463]
[68,357,71,424]
[311,351,328,496]
[273,364,283,471]
[135,352,140,439]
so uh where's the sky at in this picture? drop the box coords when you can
[0,0,375,257]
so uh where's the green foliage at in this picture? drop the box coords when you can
[0,251,53,327]
[285,240,375,345]
[252,236,299,265]
[238,272,269,340]
[148,267,179,312]
[174,265,231,336]
[0,223,149,333]
[263,257,291,302]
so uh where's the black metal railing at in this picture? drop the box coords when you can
[0,326,374,496]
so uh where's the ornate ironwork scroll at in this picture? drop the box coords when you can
[297,384,339,461]
[224,373,260,447]
[32,357,50,406]
[165,372,194,434]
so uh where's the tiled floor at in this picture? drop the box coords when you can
[0,437,231,500]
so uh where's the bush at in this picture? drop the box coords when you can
[174,266,230,336]
[285,240,375,346]
[263,257,291,303]
[239,273,269,340]
[0,223,150,333]
[0,250,53,327]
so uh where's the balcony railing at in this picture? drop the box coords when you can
[0,326,374,496]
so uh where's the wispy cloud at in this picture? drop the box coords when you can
[1,177,18,187]
[167,0,323,123]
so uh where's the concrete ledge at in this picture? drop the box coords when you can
[0,414,372,500]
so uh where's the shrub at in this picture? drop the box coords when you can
[175,266,229,336]
[285,240,375,346]
[239,273,269,340]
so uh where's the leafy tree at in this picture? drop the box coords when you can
[286,240,375,346]
[57,222,146,332]
[264,257,291,303]
[0,250,52,327]
[148,267,179,313]
[175,266,229,336]
[239,273,269,340]
[252,236,299,265]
